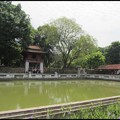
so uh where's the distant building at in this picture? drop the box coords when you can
[22,45,46,73]
[95,64,120,75]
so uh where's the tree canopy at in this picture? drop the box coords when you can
[84,51,105,69]
[105,41,120,64]
[1,2,118,70]
[50,17,83,68]
[0,1,33,66]
[34,24,59,68]
[72,34,97,67]
[31,17,98,69]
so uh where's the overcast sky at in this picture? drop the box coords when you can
[12,1,120,47]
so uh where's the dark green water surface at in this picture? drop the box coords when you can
[0,80,120,111]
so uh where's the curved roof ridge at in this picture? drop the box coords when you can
[28,45,41,50]
[97,64,120,70]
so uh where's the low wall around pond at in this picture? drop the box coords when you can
[0,95,120,119]
[0,73,120,81]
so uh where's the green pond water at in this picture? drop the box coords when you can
[0,80,120,112]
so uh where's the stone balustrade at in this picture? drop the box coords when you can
[0,73,120,81]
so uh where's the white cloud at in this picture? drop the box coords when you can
[12,1,120,47]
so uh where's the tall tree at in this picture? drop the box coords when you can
[71,34,97,67]
[32,17,98,69]
[34,24,58,68]
[0,1,33,66]
[85,51,105,69]
[51,17,83,68]
[105,41,120,64]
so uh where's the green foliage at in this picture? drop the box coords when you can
[35,17,91,69]
[72,34,98,67]
[0,1,33,66]
[59,102,120,119]
[44,102,120,119]
[50,17,84,68]
[37,24,59,45]
[34,24,59,68]
[0,6,99,69]
[105,41,120,64]
[84,51,105,69]
[35,17,98,69]
[51,54,63,68]
[98,47,107,56]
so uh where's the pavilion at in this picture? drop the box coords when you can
[95,64,120,75]
[22,45,46,73]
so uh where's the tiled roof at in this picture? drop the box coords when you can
[26,45,46,53]
[96,64,120,70]
[28,45,41,50]
[26,49,46,53]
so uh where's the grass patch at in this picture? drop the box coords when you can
[44,102,120,119]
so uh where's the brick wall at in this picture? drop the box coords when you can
[0,67,77,74]
[0,67,25,73]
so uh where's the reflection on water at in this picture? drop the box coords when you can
[0,80,120,111]
[24,86,28,96]
[39,86,43,94]
[16,104,20,110]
